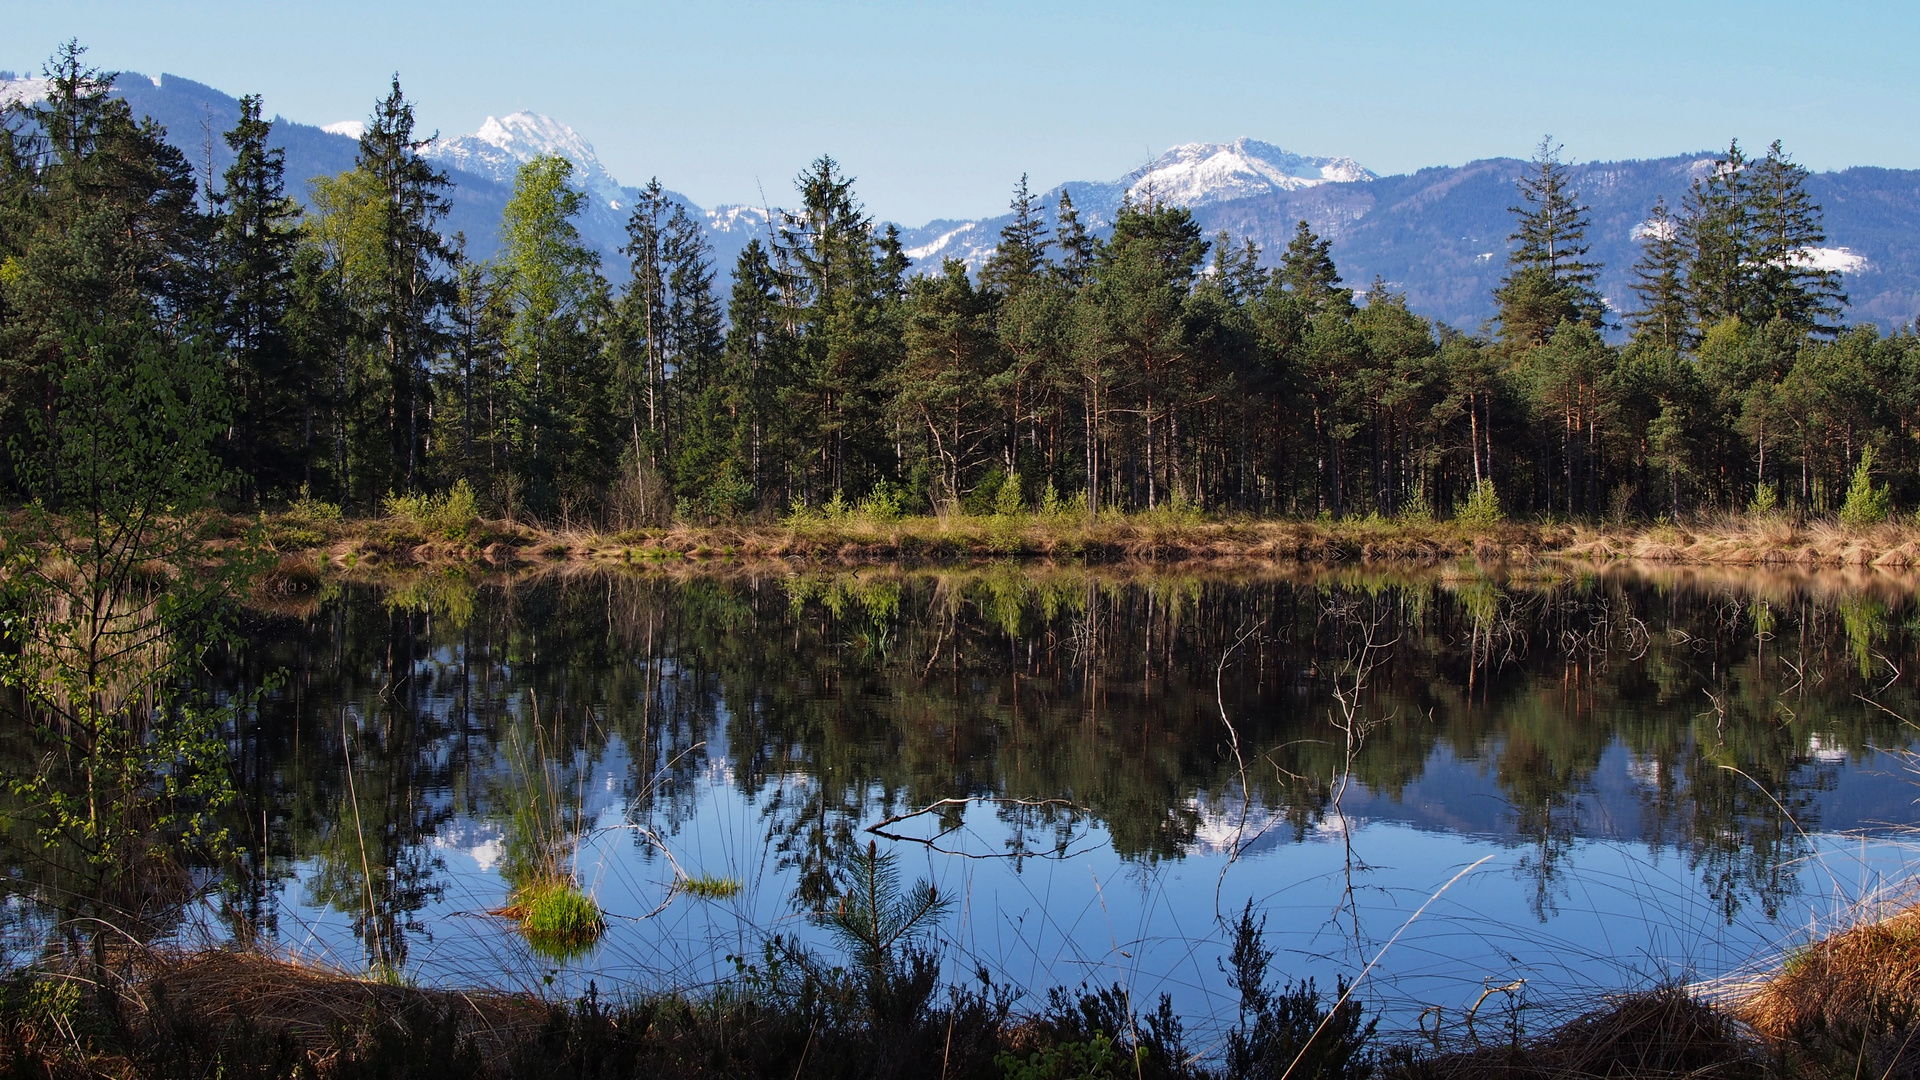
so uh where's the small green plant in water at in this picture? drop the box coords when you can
[1839,446,1891,529]
[508,877,605,961]
[1456,478,1503,529]
[681,874,742,900]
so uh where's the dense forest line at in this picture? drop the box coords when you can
[2,44,1909,528]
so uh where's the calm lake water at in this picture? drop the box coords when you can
[209,563,1920,1035]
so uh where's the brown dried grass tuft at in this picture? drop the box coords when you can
[1739,904,1920,1055]
[125,948,545,1062]
[1408,986,1761,1079]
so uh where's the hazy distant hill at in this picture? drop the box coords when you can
[18,69,1915,332]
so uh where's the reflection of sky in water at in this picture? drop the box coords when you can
[272,724,1920,1039]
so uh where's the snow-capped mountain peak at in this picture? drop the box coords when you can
[425,110,628,212]
[1122,138,1375,208]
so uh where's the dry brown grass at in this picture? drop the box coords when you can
[124,948,546,1063]
[1737,903,1920,1071]
[1403,986,1761,1079]
[1561,515,1920,569]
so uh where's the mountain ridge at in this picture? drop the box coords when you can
[6,70,1912,331]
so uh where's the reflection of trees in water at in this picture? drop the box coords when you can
[209,566,1920,963]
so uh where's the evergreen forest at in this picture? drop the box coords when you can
[3,45,1908,528]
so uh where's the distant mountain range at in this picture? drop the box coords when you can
[9,70,1916,332]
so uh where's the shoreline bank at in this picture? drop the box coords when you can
[7,903,1915,1078]
[257,511,1920,576]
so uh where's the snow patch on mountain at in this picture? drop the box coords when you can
[1119,138,1374,208]
[0,76,49,108]
[321,120,365,139]
[905,222,988,263]
[1631,218,1678,242]
[1795,246,1868,274]
[705,204,773,236]
[425,111,630,213]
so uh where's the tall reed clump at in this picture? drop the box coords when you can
[492,722,605,962]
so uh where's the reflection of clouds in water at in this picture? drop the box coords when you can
[1806,735,1848,764]
[430,819,506,872]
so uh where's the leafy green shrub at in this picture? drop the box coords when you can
[1398,482,1435,524]
[998,1031,1140,1080]
[1748,480,1779,517]
[994,470,1026,517]
[383,480,479,539]
[1840,447,1891,529]
[286,484,343,525]
[1456,479,1504,529]
[859,479,906,521]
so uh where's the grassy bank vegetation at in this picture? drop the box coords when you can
[252,489,1920,577]
[4,897,1919,1079]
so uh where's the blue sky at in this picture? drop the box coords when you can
[12,1,1916,223]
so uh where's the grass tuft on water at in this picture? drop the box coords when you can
[498,876,605,961]
[679,874,742,900]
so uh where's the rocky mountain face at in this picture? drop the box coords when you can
[9,70,1912,331]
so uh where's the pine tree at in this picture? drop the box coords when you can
[619,178,672,470]
[1747,140,1845,334]
[210,94,303,501]
[1494,138,1605,347]
[773,156,895,499]
[1627,197,1691,350]
[0,42,207,494]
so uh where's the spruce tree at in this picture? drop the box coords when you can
[1627,197,1691,350]
[1494,138,1605,347]
[1682,140,1752,329]
[1277,220,1350,315]
[981,173,1050,295]
[1747,140,1845,334]
[210,94,302,500]
[1052,189,1096,287]
[354,76,454,495]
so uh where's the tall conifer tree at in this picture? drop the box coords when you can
[1627,197,1691,350]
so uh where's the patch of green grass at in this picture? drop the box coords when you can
[511,878,605,961]
[680,874,742,900]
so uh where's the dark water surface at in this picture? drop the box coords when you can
[207,564,1920,1031]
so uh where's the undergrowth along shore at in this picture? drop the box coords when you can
[258,502,1920,575]
[4,898,1919,1079]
